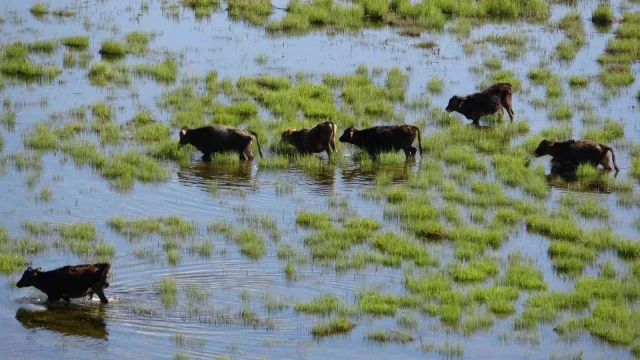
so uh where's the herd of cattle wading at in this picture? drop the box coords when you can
[16,82,620,304]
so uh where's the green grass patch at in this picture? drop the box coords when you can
[372,232,434,266]
[504,256,547,291]
[98,40,128,57]
[88,61,130,87]
[296,211,331,229]
[30,2,49,16]
[426,77,444,94]
[599,65,635,88]
[365,329,414,344]
[61,36,89,50]
[567,75,588,88]
[295,294,346,316]
[134,58,177,82]
[591,5,614,25]
[233,229,266,260]
[155,277,178,307]
[311,317,355,337]
[108,216,195,238]
[449,258,499,283]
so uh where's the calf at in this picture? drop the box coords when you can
[534,139,619,171]
[281,121,337,157]
[446,83,515,123]
[338,124,422,159]
[16,263,111,304]
[179,126,263,162]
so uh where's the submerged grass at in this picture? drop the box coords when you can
[155,277,178,307]
[365,329,414,344]
[134,58,177,82]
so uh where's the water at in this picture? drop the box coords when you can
[1,0,640,359]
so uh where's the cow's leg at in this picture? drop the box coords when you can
[403,147,417,158]
[324,141,333,158]
[600,156,612,170]
[241,140,254,161]
[93,286,108,304]
[47,296,60,303]
[63,297,71,303]
[369,151,379,162]
[202,152,212,162]
[504,95,515,121]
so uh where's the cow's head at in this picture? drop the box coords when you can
[534,139,555,157]
[178,127,191,147]
[281,129,295,144]
[445,96,466,112]
[338,125,357,143]
[16,267,41,288]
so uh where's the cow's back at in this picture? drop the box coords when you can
[356,126,413,150]
[50,264,109,292]
[191,126,251,152]
[302,122,333,152]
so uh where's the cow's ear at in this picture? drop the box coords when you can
[180,128,188,136]
[26,266,32,271]
[284,129,292,135]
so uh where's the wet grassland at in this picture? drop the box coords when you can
[1,0,640,359]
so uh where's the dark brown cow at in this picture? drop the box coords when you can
[16,263,111,304]
[534,139,619,171]
[338,124,422,159]
[446,83,515,123]
[281,121,337,157]
[179,126,263,162]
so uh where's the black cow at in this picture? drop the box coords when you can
[16,263,111,304]
[179,126,263,162]
[281,121,337,157]
[446,83,515,123]
[338,124,422,159]
[534,139,619,172]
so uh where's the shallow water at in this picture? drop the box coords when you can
[1,0,640,359]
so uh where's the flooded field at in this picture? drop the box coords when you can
[1,0,640,359]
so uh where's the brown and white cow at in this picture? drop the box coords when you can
[179,125,263,162]
[16,263,111,304]
[446,83,515,123]
[534,139,619,171]
[338,124,422,159]
[281,121,337,157]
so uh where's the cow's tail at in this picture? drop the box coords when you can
[602,145,619,171]
[328,121,337,151]
[249,131,263,158]
[413,126,423,156]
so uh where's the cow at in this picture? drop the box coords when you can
[179,126,263,162]
[338,124,422,159]
[446,83,515,123]
[16,263,111,304]
[281,121,337,157]
[534,139,619,172]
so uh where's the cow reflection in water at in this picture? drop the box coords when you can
[177,161,254,186]
[290,160,336,191]
[341,159,413,184]
[545,161,618,194]
[16,305,108,339]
